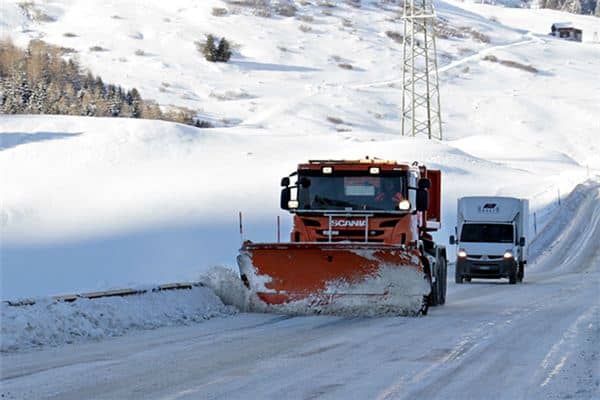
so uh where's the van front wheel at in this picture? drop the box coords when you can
[455,268,463,284]
[517,262,524,282]
[509,269,517,284]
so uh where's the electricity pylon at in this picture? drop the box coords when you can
[400,0,443,140]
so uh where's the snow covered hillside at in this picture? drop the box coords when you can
[1,0,599,299]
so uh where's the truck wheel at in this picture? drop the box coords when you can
[517,262,524,282]
[439,258,447,305]
[423,265,438,308]
[428,284,439,306]
[421,295,429,315]
[509,270,517,284]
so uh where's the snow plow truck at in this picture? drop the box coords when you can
[237,158,447,316]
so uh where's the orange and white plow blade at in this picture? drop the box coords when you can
[237,242,431,316]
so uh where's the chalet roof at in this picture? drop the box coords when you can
[552,22,574,30]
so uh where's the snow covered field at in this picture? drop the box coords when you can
[1,0,599,300]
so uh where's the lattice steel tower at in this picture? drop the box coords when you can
[401,0,443,140]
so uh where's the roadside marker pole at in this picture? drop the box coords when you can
[533,212,537,235]
[239,211,244,244]
[277,215,281,243]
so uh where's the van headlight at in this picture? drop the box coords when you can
[458,249,467,258]
[503,251,513,259]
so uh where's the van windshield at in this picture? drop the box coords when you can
[460,223,513,243]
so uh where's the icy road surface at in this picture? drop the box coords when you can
[2,182,599,400]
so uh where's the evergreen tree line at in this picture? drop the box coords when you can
[539,0,599,15]
[0,39,209,127]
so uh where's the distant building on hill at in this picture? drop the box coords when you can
[550,23,583,42]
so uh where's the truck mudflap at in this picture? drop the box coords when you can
[237,242,432,316]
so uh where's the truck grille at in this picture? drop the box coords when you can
[319,230,384,237]
[316,238,384,243]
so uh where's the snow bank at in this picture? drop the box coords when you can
[0,287,237,353]
[199,266,250,311]
[529,179,600,273]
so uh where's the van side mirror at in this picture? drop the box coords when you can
[280,187,291,210]
[449,235,455,245]
[416,188,429,211]
[281,177,290,187]
[519,237,526,247]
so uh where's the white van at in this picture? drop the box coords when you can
[450,197,528,284]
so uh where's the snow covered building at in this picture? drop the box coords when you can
[550,23,582,42]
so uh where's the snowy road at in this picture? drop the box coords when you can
[2,182,599,400]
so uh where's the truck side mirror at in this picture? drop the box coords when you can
[416,188,429,211]
[449,235,455,245]
[281,177,290,187]
[299,177,311,188]
[418,178,431,189]
[519,237,526,247]
[280,187,291,210]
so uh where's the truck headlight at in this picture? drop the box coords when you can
[369,167,380,174]
[458,249,467,258]
[288,200,299,209]
[503,251,513,259]
[399,199,411,210]
[322,166,333,174]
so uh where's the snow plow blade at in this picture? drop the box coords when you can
[237,242,431,316]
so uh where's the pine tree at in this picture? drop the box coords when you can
[562,0,582,14]
[128,88,142,118]
[27,80,47,113]
[94,76,105,97]
[45,81,62,114]
[203,35,217,62]
[79,89,92,116]
[16,70,32,111]
[0,76,20,113]
[216,38,232,62]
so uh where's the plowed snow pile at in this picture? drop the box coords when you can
[0,287,237,352]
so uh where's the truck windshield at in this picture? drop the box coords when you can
[460,223,514,243]
[296,174,407,211]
